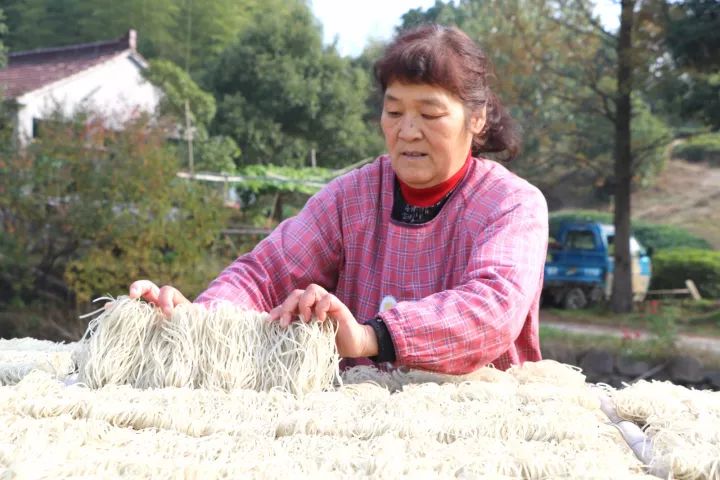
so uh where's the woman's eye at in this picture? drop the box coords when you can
[422,114,442,120]
[386,111,402,117]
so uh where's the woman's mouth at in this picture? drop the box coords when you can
[400,151,427,159]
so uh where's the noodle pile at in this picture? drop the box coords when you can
[612,380,720,479]
[0,363,653,479]
[0,299,716,478]
[75,297,339,395]
[0,338,75,386]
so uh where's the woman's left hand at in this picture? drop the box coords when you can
[268,284,378,358]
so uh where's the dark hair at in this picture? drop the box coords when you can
[374,24,521,160]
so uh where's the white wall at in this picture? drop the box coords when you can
[15,52,161,143]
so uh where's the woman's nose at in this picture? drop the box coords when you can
[398,115,422,141]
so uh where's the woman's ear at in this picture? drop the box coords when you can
[469,105,487,135]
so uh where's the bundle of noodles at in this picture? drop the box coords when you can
[75,297,339,395]
[612,380,720,479]
[0,338,76,386]
[0,367,653,479]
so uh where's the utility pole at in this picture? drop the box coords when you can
[185,0,193,73]
[185,100,194,177]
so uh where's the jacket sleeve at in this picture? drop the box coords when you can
[379,186,548,374]
[194,179,344,312]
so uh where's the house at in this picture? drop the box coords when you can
[0,30,161,144]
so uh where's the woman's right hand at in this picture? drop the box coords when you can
[128,280,191,317]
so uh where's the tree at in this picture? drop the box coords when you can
[144,59,216,128]
[0,112,228,337]
[0,7,6,67]
[208,0,382,168]
[143,59,239,173]
[612,0,637,313]
[661,0,720,130]
[0,0,257,78]
[170,0,260,74]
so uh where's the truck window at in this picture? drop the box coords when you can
[566,230,596,250]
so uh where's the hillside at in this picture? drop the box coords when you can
[633,159,720,249]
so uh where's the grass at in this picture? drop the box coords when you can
[541,325,673,361]
[540,324,720,369]
[542,298,720,338]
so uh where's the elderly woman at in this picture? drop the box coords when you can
[129,24,548,374]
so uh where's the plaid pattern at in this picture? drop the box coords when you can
[195,155,548,374]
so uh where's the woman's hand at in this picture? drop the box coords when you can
[268,284,378,358]
[128,280,191,317]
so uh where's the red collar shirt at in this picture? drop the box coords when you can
[195,155,548,374]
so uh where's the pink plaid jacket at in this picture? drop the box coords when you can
[195,155,548,374]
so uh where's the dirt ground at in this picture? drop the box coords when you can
[633,159,720,248]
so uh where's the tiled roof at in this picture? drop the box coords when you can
[0,31,137,99]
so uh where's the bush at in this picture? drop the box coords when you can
[549,210,712,251]
[0,112,230,336]
[671,133,720,166]
[632,221,712,251]
[549,210,612,238]
[651,248,720,299]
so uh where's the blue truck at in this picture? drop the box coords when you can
[543,222,653,309]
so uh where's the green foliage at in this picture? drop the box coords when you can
[0,112,228,312]
[208,0,383,167]
[143,60,241,173]
[549,210,612,238]
[631,222,712,252]
[671,133,720,166]
[143,59,216,129]
[0,7,6,67]
[1,0,258,78]
[646,309,679,354]
[2,0,177,56]
[648,0,720,130]
[651,248,720,299]
[549,210,712,251]
[237,164,335,195]
[666,0,720,72]
[193,136,240,174]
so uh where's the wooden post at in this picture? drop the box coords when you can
[685,279,702,301]
[310,148,317,168]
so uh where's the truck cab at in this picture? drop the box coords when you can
[543,222,652,309]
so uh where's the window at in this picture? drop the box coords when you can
[566,230,596,250]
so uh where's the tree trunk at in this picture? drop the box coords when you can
[611,0,636,313]
[271,192,284,223]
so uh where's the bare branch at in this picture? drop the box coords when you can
[548,14,611,44]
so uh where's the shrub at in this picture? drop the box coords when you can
[671,133,720,166]
[549,210,712,251]
[632,221,712,251]
[651,248,720,299]
[0,112,229,336]
[549,210,612,239]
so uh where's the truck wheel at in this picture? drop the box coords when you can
[563,287,588,310]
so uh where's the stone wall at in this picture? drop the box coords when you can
[542,344,720,391]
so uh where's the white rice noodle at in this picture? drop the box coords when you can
[612,380,720,479]
[0,338,76,386]
[0,366,653,479]
[75,297,340,396]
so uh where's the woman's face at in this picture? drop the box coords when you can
[381,81,485,189]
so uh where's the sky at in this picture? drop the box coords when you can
[310,0,620,58]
